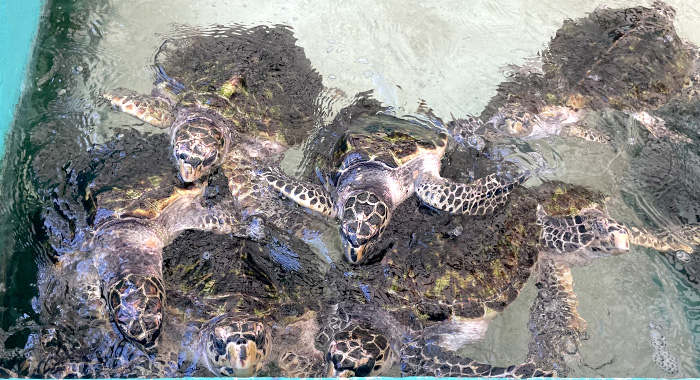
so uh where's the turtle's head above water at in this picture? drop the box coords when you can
[173,120,225,183]
[201,315,271,377]
[339,191,390,265]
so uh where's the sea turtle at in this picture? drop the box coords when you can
[260,107,527,265]
[33,128,273,357]
[314,302,551,378]
[103,25,322,183]
[152,225,335,378]
[456,1,697,146]
[318,171,700,376]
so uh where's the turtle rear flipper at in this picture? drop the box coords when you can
[415,172,527,215]
[103,88,175,128]
[401,336,552,378]
[527,259,586,376]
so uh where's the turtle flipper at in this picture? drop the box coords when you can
[260,167,337,218]
[401,336,551,378]
[415,172,527,215]
[563,124,611,143]
[632,111,692,144]
[103,88,175,128]
[527,259,586,376]
[628,225,696,254]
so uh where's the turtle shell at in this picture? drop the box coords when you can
[153,25,323,146]
[545,1,695,112]
[335,171,606,329]
[327,114,448,186]
[84,131,181,227]
[480,2,695,119]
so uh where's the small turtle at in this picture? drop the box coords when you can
[261,109,527,264]
[459,1,696,145]
[321,176,699,376]
[103,25,321,183]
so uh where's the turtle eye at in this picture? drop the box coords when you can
[202,153,217,167]
[177,152,188,161]
[213,335,226,355]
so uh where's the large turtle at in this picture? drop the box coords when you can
[103,25,322,183]
[456,1,696,146]
[260,102,527,265]
[317,161,700,377]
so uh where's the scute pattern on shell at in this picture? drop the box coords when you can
[334,183,541,329]
[328,116,448,185]
[153,25,323,146]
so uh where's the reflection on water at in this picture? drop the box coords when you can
[2,0,700,377]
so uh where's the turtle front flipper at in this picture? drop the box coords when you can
[527,259,586,376]
[401,336,551,378]
[103,88,175,128]
[563,124,612,143]
[158,185,268,241]
[415,172,527,215]
[260,167,337,218]
[628,225,696,254]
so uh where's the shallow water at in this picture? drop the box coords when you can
[3,0,700,377]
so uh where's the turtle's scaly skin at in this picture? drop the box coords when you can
[262,109,527,265]
[104,25,322,183]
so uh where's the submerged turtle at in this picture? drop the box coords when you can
[458,1,696,145]
[261,109,527,264]
[104,25,321,183]
[314,302,551,378]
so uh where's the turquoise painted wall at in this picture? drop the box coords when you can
[0,0,43,160]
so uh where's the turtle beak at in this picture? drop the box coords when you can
[342,240,366,265]
[220,341,257,377]
[613,230,630,251]
[179,161,203,183]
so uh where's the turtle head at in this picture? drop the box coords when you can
[339,191,390,265]
[107,274,165,350]
[587,214,630,254]
[538,205,630,261]
[201,316,271,377]
[325,322,394,377]
[173,119,225,182]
